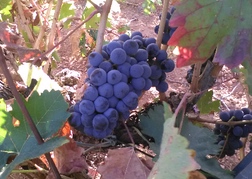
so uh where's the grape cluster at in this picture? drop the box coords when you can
[214,108,252,158]
[154,7,177,45]
[68,31,175,139]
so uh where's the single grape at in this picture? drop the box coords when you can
[146,43,159,58]
[101,50,109,60]
[113,82,130,99]
[94,96,109,113]
[229,139,243,150]
[134,39,144,48]
[243,114,252,120]
[132,35,144,43]
[135,49,148,62]
[122,91,139,110]
[108,96,119,108]
[81,113,96,127]
[159,72,166,82]
[161,33,170,45]
[121,73,128,83]
[169,27,177,37]
[79,100,95,115]
[131,31,143,38]
[154,25,159,34]
[92,114,109,131]
[234,110,244,120]
[107,69,122,85]
[84,127,93,136]
[150,65,162,79]
[213,127,221,135]
[106,41,122,54]
[98,83,114,98]
[232,126,243,137]
[219,111,230,122]
[87,66,96,78]
[131,77,146,91]
[118,34,130,42]
[116,100,129,114]
[160,59,175,72]
[143,79,152,90]
[90,68,107,86]
[123,39,139,56]
[156,50,168,63]
[218,140,225,146]
[144,38,156,47]
[110,48,127,65]
[103,108,119,123]
[129,57,138,65]
[220,124,229,135]
[82,85,98,101]
[88,52,104,67]
[151,79,159,87]
[242,107,250,114]
[141,65,152,79]
[229,110,235,117]
[99,61,113,72]
[156,81,168,92]
[130,64,144,78]
[241,125,249,137]
[117,62,131,77]
[68,112,82,128]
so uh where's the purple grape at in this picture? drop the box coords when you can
[156,81,168,92]
[232,126,243,137]
[68,112,82,128]
[219,111,230,122]
[79,100,95,115]
[113,82,130,99]
[94,96,109,113]
[131,77,146,91]
[88,52,103,67]
[122,91,139,110]
[107,69,122,85]
[90,68,107,86]
[123,39,139,56]
[110,48,127,65]
[98,83,114,98]
[82,85,98,101]
[92,114,109,131]
[130,64,144,78]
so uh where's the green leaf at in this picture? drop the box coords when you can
[148,102,200,179]
[138,102,168,160]
[196,90,220,114]
[0,137,68,178]
[168,0,252,68]
[18,63,62,94]
[10,90,70,139]
[0,94,70,178]
[82,2,100,29]
[180,118,234,179]
[59,3,75,20]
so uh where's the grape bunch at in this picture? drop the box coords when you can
[68,31,175,139]
[214,108,252,158]
[154,7,177,45]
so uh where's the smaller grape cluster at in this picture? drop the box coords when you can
[68,31,175,139]
[214,108,252,158]
[154,7,177,45]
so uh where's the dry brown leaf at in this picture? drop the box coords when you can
[98,147,150,179]
[53,139,88,175]
[188,171,207,179]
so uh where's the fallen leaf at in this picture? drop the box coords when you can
[98,147,150,179]
[53,139,88,175]
[188,171,206,179]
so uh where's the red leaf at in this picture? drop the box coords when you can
[98,147,150,179]
[53,139,88,175]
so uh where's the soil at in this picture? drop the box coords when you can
[8,0,251,178]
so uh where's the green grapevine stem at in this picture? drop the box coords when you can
[0,48,61,179]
